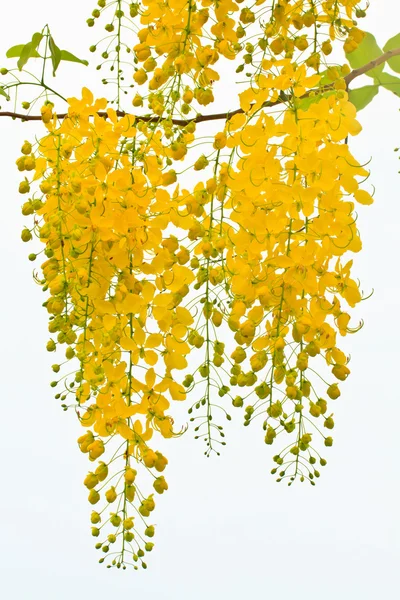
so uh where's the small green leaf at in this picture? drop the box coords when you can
[346,32,384,78]
[60,50,89,66]
[49,36,62,76]
[0,86,10,101]
[348,85,379,111]
[374,71,400,97]
[383,33,400,73]
[6,44,40,59]
[16,32,43,71]
[17,43,34,71]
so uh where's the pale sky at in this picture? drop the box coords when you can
[0,1,399,599]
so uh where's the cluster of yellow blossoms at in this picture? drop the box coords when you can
[18,0,372,570]
[20,91,193,569]
[87,0,367,114]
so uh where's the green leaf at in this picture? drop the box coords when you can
[6,44,40,59]
[31,32,43,49]
[374,71,400,97]
[17,43,34,71]
[0,86,10,101]
[60,50,89,66]
[346,32,384,78]
[49,35,62,76]
[348,85,379,111]
[383,33,400,73]
[16,32,43,71]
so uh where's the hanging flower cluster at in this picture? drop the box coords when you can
[19,90,197,569]
[16,0,374,570]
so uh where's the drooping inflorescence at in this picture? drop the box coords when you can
[10,0,381,569]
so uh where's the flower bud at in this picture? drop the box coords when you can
[110,513,121,527]
[84,472,99,490]
[87,440,105,460]
[95,462,108,482]
[125,485,135,502]
[153,476,168,494]
[91,511,101,524]
[123,517,134,530]
[88,489,100,505]
[142,449,157,468]
[154,452,168,472]
[21,228,32,242]
[105,486,117,503]
[19,181,30,194]
[144,525,155,538]
[324,416,335,430]
[327,384,340,400]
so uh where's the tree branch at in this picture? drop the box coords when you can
[344,46,400,85]
[1,47,400,126]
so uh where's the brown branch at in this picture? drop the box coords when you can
[1,47,400,126]
[344,46,400,85]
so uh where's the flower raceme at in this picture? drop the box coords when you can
[20,89,195,569]
[17,0,373,570]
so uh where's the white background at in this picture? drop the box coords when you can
[0,1,399,598]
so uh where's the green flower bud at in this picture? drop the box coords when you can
[232,396,243,408]
[46,340,56,352]
[21,199,33,213]
[110,513,121,527]
[91,511,101,524]
[21,228,32,242]
[123,517,134,530]
[324,416,335,430]
[65,347,75,359]
[144,525,155,538]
